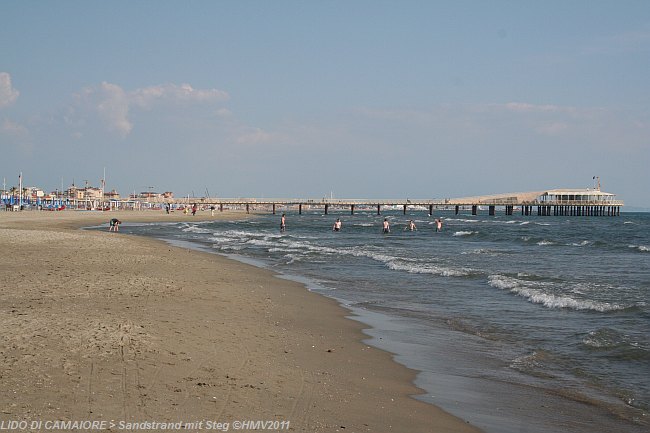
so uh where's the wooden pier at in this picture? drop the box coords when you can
[162,188,623,217]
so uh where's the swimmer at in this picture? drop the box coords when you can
[405,220,417,231]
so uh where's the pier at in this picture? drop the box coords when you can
[163,188,623,217]
[12,188,622,217]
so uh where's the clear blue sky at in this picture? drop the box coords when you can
[1,1,649,206]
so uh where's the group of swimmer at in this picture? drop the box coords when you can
[382,217,443,233]
[109,212,443,235]
[279,213,443,234]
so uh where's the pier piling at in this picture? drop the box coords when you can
[185,188,621,219]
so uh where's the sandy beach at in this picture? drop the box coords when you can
[0,210,481,433]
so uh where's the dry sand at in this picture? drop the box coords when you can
[0,210,482,432]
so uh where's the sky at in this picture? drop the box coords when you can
[1,1,649,207]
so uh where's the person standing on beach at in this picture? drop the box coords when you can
[280,213,286,232]
[333,218,342,232]
[210,205,215,216]
[192,203,198,216]
[109,218,121,232]
[382,218,391,234]
[436,218,443,232]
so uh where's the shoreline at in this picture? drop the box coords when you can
[119,210,649,433]
[0,210,481,432]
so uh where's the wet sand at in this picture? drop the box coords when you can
[0,210,481,432]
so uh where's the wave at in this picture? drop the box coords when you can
[582,328,650,361]
[536,240,556,246]
[453,230,477,237]
[209,229,392,266]
[509,350,556,379]
[387,259,473,277]
[446,218,480,223]
[628,245,650,253]
[582,328,627,349]
[487,275,626,312]
[216,229,283,240]
[461,248,500,255]
[267,246,303,253]
[180,224,212,234]
[210,227,479,280]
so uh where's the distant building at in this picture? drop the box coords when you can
[104,189,120,200]
[26,187,45,198]
[66,185,104,200]
[162,191,174,199]
[67,186,84,200]
[83,187,103,200]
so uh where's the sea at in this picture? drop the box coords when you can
[119,208,649,433]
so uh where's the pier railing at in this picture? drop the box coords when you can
[21,192,621,217]
[160,197,624,207]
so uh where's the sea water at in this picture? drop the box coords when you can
[122,210,649,433]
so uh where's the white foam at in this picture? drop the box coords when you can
[453,230,477,237]
[208,235,237,243]
[246,238,278,248]
[536,240,555,246]
[448,218,480,223]
[461,248,499,255]
[268,247,302,253]
[348,247,402,264]
[581,329,629,349]
[510,351,544,370]
[222,229,282,239]
[487,275,625,312]
[284,253,300,265]
[387,260,471,277]
[181,225,212,234]
[628,244,649,252]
